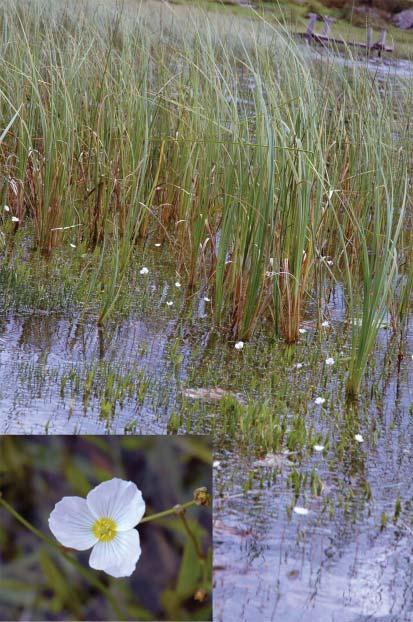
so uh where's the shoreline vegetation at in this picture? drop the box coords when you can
[0,0,412,399]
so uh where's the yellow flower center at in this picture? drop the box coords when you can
[92,517,117,542]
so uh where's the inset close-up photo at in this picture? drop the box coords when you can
[0,435,212,621]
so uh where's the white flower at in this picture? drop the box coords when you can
[321,321,330,328]
[166,300,173,306]
[4,205,10,212]
[327,260,333,266]
[49,478,145,578]
[325,357,335,366]
[234,341,244,350]
[355,433,364,443]
[175,282,181,288]
[154,243,161,247]
[315,397,326,405]
[204,297,211,302]
[293,506,309,516]
[213,460,221,469]
[70,243,76,249]
[313,445,325,452]
[139,267,149,275]
[298,328,307,334]
[11,216,19,222]
[294,363,303,369]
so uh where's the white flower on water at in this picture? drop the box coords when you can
[234,341,244,350]
[321,321,330,328]
[325,357,335,366]
[166,300,173,306]
[315,397,326,405]
[49,478,145,578]
[139,267,149,275]
[175,282,181,288]
[11,216,19,222]
[313,445,325,452]
[4,205,10,212]
[355,433,364,443]
[293,506,309,516]
[298,328,307,334]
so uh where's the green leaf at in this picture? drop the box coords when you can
[176,538,202,600]
[125,604,154,621]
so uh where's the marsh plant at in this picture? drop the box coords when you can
[1,484,211,620]
[0,0,411,397]
[0,436,212,620]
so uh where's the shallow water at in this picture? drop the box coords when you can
[0,312,178,433]
[0,271,412,620]
[306,44,413,79]
[214,323,413,621]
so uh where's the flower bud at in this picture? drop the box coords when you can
[193,487,211,506]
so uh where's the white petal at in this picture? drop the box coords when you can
[89,529,141,577]
[86,478,145,530]
[49,497,96,550]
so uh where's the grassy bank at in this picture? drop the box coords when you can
[0,0,412,397]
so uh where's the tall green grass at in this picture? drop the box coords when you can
[0,0,411,396]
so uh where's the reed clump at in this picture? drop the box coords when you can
[0,0,411,397]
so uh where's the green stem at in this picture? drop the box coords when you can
[140,500,196,523]
[0,497,125,621]
[178,511,205,560]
